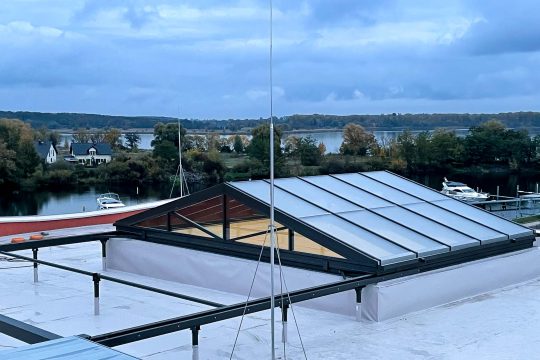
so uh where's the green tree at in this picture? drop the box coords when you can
[429,129,464,165]
[246,124,283,162]
[152,122,187,149]
[0,140,16,185]
[291,136,322,166]
[339,123,378,156]
[232,135,245,154]
[464,120,507,164]
[395,130,417,170]
[125,132,141,151]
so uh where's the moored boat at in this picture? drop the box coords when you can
[97,193,126,209]
[441,178,489,202]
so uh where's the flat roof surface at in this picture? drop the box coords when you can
[0,336,139,360]
[1,226,540,359]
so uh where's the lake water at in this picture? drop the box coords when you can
[0,184,168,216]
[4,172,540,216]
[60,129,472,154]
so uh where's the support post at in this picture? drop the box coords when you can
[222,194,229,241]
[32,248,38,283]
[355,287,362,322]
[93,273,101,316]
[191,326,200,360]
[281,304,288,343]
[100,239,107,272]
[496,186,500,200]
[288,229,294,251]
[167,212,172,232]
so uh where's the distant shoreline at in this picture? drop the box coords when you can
[55,126,486,135]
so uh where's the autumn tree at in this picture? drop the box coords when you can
[339,124,378,156]
[0,119,40,185]
[103,128,122,149]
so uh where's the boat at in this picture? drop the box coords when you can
[0,198,176,237]
[97,193,126,209]
[441,178,489,202]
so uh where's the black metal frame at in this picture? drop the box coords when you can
[0,314,61,344]
[115,183,382,274]
[113,180,536,276]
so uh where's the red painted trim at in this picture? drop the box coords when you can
[0,210,143,237]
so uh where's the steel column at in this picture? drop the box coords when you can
[93,273,101,316]
[32,248,38,283]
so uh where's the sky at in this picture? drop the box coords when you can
[0,0,539,119]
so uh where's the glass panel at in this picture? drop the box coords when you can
[177,196,223,224]
[231,181,329,217]
[364,171,448,202]
[229,219,272,240]
[234,221,288,249]
[372,206,479,250]
[403,202,507,242]
[136,214,168,230]
[340,210,448,256]
[301,214,416,265]
[333,173,421,205]
[170,214,215,238]
[274,177,362,213]
[303,176,394,209]
[227,196,263,222]
[431,199,533,238]
[291,232,343,258]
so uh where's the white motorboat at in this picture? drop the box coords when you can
[441,178,489,202]
[96,193,126,209]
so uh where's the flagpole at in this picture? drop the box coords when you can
[269,0,276,358]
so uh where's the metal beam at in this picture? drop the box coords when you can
[170,212,222,240]
[0,231,132,252]
[0,251,225,308]
[90,269,418,347]
[0,314,61,344]
[116,226,374,275]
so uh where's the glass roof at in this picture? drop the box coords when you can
[229,171,533,266]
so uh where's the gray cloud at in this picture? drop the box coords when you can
[0,0,538,118]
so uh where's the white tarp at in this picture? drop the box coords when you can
[108,238,540,321]
[362,247,540,321]
[107,238,356,316]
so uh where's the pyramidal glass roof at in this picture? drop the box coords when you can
[229,171,533,266]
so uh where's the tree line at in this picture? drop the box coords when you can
[4,110,540,132]
[2,117,540,194]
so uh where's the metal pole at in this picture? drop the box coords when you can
[191,326,200,360]
[496,186,499,200]
[517,184,519,197]
[269,0,276,358]
[93,273,101,316]
[281,304,288,343]
[537,183,539,194]
[32,248,38,283]
[178,117,184,198]
[100,240,107,271]
[355,287,362,322]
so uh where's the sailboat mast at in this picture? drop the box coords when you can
[268,0,276,358]
[178,117,184,198]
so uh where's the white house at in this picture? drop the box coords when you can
[69,143,112,166]
[34,141,57,164]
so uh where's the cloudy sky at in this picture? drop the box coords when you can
[0,0,539,119]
